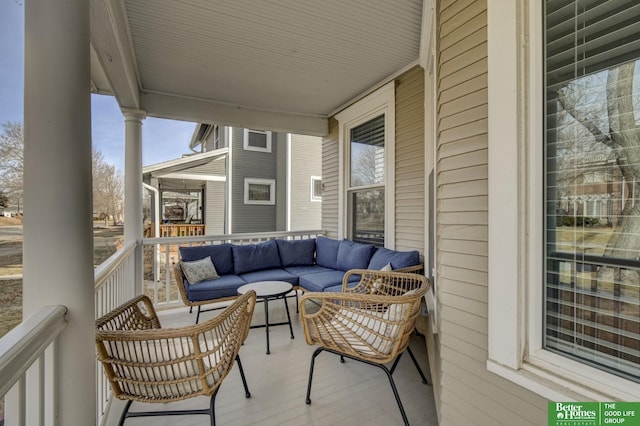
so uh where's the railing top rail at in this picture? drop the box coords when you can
[0,305,67,398]
[94,240,137,290]
[143,229,325,245]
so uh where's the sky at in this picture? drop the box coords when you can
[0,1,195,171]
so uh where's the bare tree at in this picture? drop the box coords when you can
[351,145,384,187]
[0,121,24,210]
[557,61,640,260]
[0,121,123,223]
[92,150,124,226]
[0,191,9,208]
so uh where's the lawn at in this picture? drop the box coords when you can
[0,225,124,338]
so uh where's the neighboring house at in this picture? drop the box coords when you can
[556,152,627,227]
[143,124,322,235]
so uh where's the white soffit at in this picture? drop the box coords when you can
[122,0,423,119]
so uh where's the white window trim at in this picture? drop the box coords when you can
[310,176,322,202]
[243,128,272,153]
[335,81,395,248]
[486,0,640,401]
[244,178,275,205]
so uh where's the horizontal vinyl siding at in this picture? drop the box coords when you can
[231,128,277,233]
[436,1,547,425]
[394,66,425,253]
[289,134,322,231]
[321,118,339,238]
[205,181,225,234]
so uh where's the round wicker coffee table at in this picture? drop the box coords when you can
[237,281,295,354]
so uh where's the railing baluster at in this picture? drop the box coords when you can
[0,306,66,426]
[18,376,26,426]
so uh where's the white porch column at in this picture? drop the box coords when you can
[23,0,94,424]
[123,109,146,295]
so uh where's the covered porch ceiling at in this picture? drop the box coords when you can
[90,0,427,136]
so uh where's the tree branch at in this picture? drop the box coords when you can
[557,88,616,149]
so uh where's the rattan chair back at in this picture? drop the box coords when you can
[96,291,256,403]
[300,269,430,364]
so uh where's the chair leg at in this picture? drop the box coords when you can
[189,306,193,314]
[236,355,251,398]
[340,355,345,363]
[381,364,410,426]
[209,387,219,426]
[390,352,402,374]
[196,306,201,324]
[315,348,410,425]
[406,347,429,384]
[295,290,299,313]
[390,348,429,385]
[118,400,133,426]
[305,347,324,404]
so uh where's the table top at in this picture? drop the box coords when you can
[237,281,293,298]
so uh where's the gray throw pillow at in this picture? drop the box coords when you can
[181,256,219,284]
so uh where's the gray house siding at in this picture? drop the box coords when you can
[276,132,287,231]
[395,66,425,253]
[435,1,547,424]
[205,180,225,234]
[321,118,340,239]
[290,134,322,231]
[231,127,278,233]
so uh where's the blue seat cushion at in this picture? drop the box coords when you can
[185,274,247,301]
[298,270,359,293]
[233,240,282,274]
[315,236,341,269]
[179,244,234,276]
[284,265,333,277]
[239,268,298,285]
[276,239,316,267]
[367,247,420,270]
[324,281,361,293]
[336,240,376,271]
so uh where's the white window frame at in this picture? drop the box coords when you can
[486,0,640,401]
[310,176,322,202]
[244,178,275,205]
[243,129,272,153]
[335,81,395,248]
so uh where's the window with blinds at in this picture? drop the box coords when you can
[349,114,385,246]
[544,0,640,382]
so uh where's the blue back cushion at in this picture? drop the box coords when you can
[367,247,420,270]
[232,240,282,274]
[276,239,316,267]
[315,236,341,269]
[336,240,376,271]
[179,244,234,276]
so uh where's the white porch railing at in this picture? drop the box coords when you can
[0,305,67,425]
[93,240,137,424]
[94,240,137,319]
[142,230,324,307]
[0,231,324,425]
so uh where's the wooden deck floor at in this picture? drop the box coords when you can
[103,295,438,426]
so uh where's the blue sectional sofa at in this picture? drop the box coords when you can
[174,236,422,321]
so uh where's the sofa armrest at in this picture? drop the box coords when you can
[394,263,424,274]
[174,262,194,307]
[342,268,427,294]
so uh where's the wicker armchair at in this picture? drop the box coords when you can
[300,269,430,426]
[96,291,256,426]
